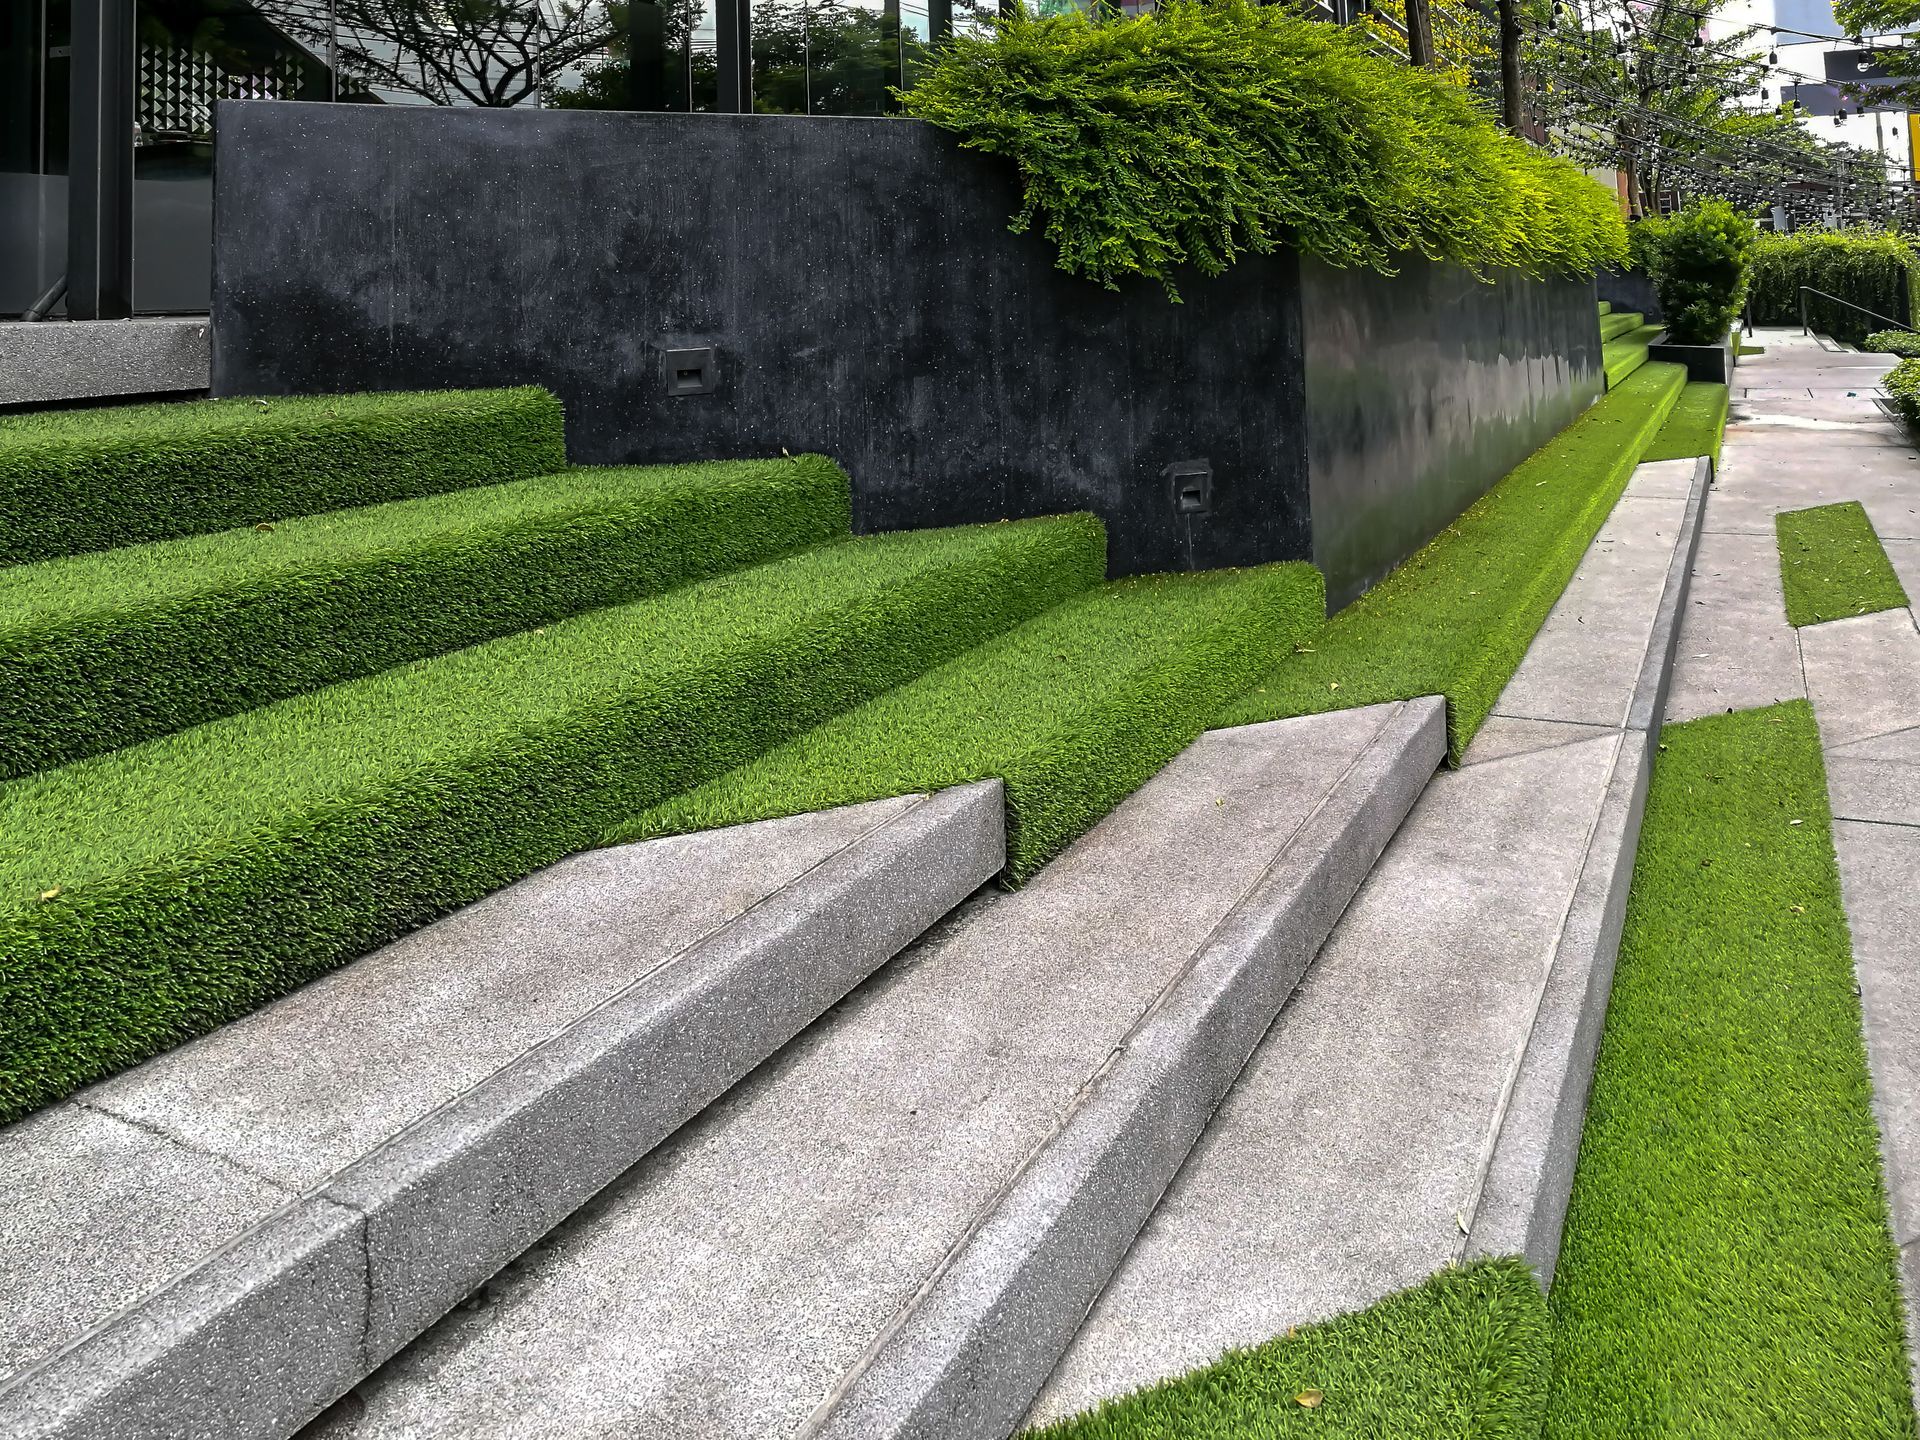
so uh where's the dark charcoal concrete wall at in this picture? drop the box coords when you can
[210,102,1311,579]
[1302,256,1605,608]
[1596,266,1662,324]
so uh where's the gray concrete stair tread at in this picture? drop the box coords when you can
[1,787,999,1438]
[1032,458,1706,1426]
[300,701,1439,1440]
[1030,732,1625,1423]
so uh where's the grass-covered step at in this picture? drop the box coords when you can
[1546,702,1916,1437]
[0,456,850,780]
[1598,300,1613,315]
[1642,380,1729,470]
[1031,1260,1551,1440]
[1602,324,1664,388]
[1600,309,1644,342]
[621,561,1326,882]
[1776,500,1911,627]
[0,514,1102,1122]
[0,387,565,564]
[1220,361,1687,759]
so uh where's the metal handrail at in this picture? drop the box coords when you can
[1798,286,1916,337]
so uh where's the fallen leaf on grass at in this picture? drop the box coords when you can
[38,886,60,901]
[1295,1391,1324,1409]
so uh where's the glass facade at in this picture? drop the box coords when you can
[2,0,1016,317]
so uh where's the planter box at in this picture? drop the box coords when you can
[211,102,1603,606]
[1646,336,1734,384]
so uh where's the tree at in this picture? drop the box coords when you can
[265,0,614,106]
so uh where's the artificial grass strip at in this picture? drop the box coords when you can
[0,514,1104,1122]
[1641,381,1729,470]
[0,387,565,564]
[1602,324,1664,388]
[1219,361,1686,760]
[1600,309,1645,343]
[1776,501,1911,627]
[1546,701,1916,1439]
[622,561,1324,882]
[0,456,850,780]
[1029,1259,1550,1440]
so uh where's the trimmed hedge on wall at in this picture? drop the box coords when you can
[900,0,1627,298]
[1749,230,1920,344]
[0,456,851,781]
[0,514,1104,1122]
[1862,329,1920,357]
[0,387,567,564]
[623,560,1326,882]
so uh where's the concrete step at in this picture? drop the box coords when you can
[0,785,1001,1439]
[1027,457,1709,1428]
[298,697,1446,1440]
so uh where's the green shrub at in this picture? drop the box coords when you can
[899,0,1627,298]
[1641,199,1754,346]
[0,388,567,564]
[1748,229,1920,344]
[622,561,1325,881]
[0,457,851,781]
[0,515,1104,1121]
[1884,355,1920,423]
[1861,328,1920,357]
[1220,361,1687,759]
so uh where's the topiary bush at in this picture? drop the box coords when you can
[1748,229,1920,344]
[1641,199,1754,346]
[898,0,1627,298]
[1862,329,1920,357]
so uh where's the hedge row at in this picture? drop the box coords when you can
[1220,361,1688,759]
[0,514,1105,1121]
[0,387,566,564]
[0,456,851,780]
[624,560,1325,882]
[1748,230,1920,346]
[1862,328,1920,358]
[1884,355,1920,424]
[900,0,1627,299]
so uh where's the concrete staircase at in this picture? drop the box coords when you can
[0,390,1711,1438]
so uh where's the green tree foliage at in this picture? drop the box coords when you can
[1748,228,1920,342]
[753,0,930,115]
[1640,198,1754,344]
[897,0,1626,298]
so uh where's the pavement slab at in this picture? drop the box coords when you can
[1799,609,1920,749]
[299,703,1438,1440]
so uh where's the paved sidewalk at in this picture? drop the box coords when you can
[1665,327,1920,1386]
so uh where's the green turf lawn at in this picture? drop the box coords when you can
[1219,361,1686,760]
[0,456,850,780]
[1546,701,1916,1439]
[0,387,565,564]
[622,561,1325,882]
[1603,325,1665,387]
[1027,1260,1550,1440]
[1776,501,1911,627]
[1641,382,1729,470]
[0,515,1101,1122]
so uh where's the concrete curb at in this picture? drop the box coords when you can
[0,782,1003,1440]
[0,318,211,407]
[803,699,1446,1440]
[1463,455,1709,1281]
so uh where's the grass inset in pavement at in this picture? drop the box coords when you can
[1027,1259,1550,1440]
[1546,701,1916,1439]
[1220,361,1686,760]
[1641,381,1729,470]
[1777,501,1910,626]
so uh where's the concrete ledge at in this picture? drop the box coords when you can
[804,700,1445,1440]
[1464,455,1709,1279]
[0,783,1001,1440]
[0,319,210,407]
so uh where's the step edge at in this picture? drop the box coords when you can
[802,698,1446,1440]
[1459,456,1709,1281]
[0,781,1004,1440]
